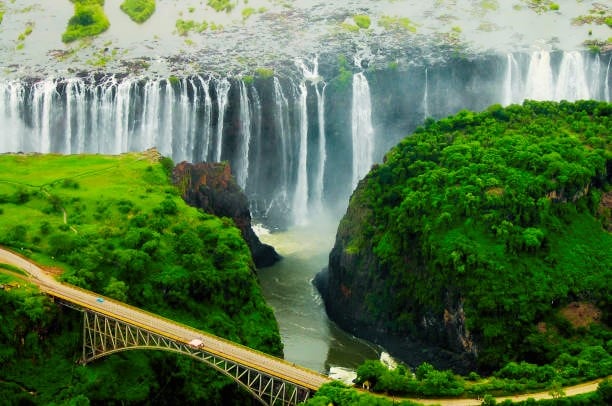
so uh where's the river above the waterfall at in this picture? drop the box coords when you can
[1,0,609,78]
[255,219,381,376]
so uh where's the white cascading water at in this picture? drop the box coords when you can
[273,77,291,204]
[423,68,430,119]
[0,81,24,152]
[158,80,174,157]
[292,56,326,224]
[141,79,161,152]
[176,78,191,162]
[292,81,309,225]
[115,79,132,154]
[555,51,589,101]
[236,80,252,189]
[311,82,327,214]
[66,79,87,153]
[351,72,374,189]
[524,50,554,101]
[198,76,213,162]
[32,79,56,153]
[503,53,523,106]
[588,54,602,101]
[214,77,231,162]
[605,56,611,102]
[249,86,262,190]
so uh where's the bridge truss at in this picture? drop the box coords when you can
[78,308,313,405]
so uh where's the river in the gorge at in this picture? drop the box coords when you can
[255,218,384,381]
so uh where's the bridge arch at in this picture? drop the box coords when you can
[80,309,313,406]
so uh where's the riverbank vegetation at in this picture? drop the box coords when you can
[0,150,282,404]
[120,0,155,23]
[62,0,110,43]
[305,378,612,406]
[350,356,611,399]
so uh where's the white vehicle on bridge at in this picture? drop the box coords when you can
[188,338,203,349]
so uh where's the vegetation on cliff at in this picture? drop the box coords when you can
[120,0,156,23]
[329,100,611,372]
[0,151,281,404]
[62,0,110,43]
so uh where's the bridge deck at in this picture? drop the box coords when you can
[0,248,332,392]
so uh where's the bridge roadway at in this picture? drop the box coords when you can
[0,248,332,392]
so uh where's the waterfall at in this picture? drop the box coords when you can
[141,80,161,152]
[312,82,327,213]
[293,56,325,224]
[524,50,554,101]
[351,72,374,189]
[65,79,87,153]
[606,56,611,102]
[249,86,262,196]
[200,77,214,162]
[588,54,602,100]
[159,80,174,157]
[423,68,430,119]
[555,51,589,101]
[32,79,57,153]
[236,80,252,189]
[0,81,25,152]
[273,77,291,203]
[503,53,522,106]
[0,50,609,227]
[176,78,191,162]
[214,77,231,162]
[293,81,309,225]
[115,79,132,154]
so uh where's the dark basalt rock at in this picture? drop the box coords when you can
[173,161,280,268]
[314,180,476,374]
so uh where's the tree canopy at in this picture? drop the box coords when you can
[343,100,611,370]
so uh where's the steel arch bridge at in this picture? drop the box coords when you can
[0,248,332,406]
[77,308,312,406]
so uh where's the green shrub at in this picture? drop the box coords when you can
[255,67,274,78]
[62,1,110,43]
[207,0,233,13]
[353,14,371,29]
[120,0,155,23]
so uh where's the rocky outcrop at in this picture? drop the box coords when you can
[314,180,476,373]
[173,161,280,268]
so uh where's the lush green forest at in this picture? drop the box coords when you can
[0,151,281,405]
[332,100,610,372]
[304,378,612,406]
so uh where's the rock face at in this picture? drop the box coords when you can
[314,180,476,373]
[173,161,280,268]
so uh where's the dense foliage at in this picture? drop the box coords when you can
[62,0,110,43]
[305,377,612,405]
[344,100,611,370]
[120,0,155,23]
[350,354,611,399]
[0,152,281,404]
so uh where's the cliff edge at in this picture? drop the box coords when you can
[173,161,280,268]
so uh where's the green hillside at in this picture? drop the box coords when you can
[0,150,281,404]
[324,100,611,375]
